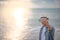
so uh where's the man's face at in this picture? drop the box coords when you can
[40,18,48,25]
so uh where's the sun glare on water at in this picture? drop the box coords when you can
[12,8,25,40]
[5,8,30,40]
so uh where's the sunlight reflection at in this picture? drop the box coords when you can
[12,8,25,40]
[8,8,29,40]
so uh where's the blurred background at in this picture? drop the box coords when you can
[0,0,60,40]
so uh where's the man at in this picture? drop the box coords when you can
[39,17,55,40]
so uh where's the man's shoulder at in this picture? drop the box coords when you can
[51,25,55,29]
[50,25,55,32]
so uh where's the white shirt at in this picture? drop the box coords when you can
[41,27,46,40]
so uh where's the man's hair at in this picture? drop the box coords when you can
[40,17,49,20]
